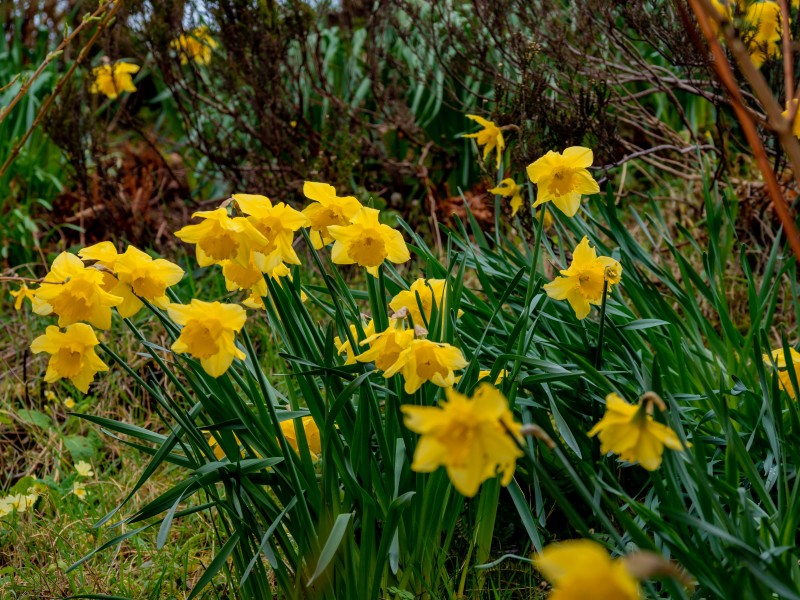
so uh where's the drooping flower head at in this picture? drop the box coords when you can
[401,383,522,497]
[535,539,641,600]
[302,181,363,249]
[463,114,505,170]
[168,300,247,377]
[588,392,685,471]
[233,194,309,273]
[89,61,140,99]
[526,146,600,217]
[744,1,782,68]
[356,321,415,371]
[383,338,468,394]
[33,252,123,330]
[280,416,322,460]
[543,236,622,320]
[171,26,218,65]
[327,207,410,277]
[174,207,268,268]
[489,178,525,216]
[30,323,109,393]
[763,347,800,398]
[113,246,184,312]
[389,279,449,327]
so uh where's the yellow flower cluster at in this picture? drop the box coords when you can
[0,488,39,518]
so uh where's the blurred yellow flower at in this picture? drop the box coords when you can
[327,207,410,277]
[168,300,247,377]
[234,194,309,272]
[763,347,800,398]
[744,1,782,68]
[389,279,447,326]
[75,461,94,477]
[356,322,415,371]
[401,383,522,497]
[489,178,525,216]
[383,339,468,394]
[32,252,123,330]
[44,390,57,402]
[463,114,505,170]
[89,61,140,99]
[113,246,184,313]
[171,26,218,65]
[174,208,267,267]
[280,416,322,459]
[588,393,685,471]
[0,492,38,517]
[72,482,87,500]
[478,369,507,384]
[334,319,376,365]
[302,181,363,249]
[543,236,622,320]
[535,539,640,600]
[10,283,36,310]
[782,99,800,139]
[526,146,600,217]
[30,323,109,393]
[64,397,76,409]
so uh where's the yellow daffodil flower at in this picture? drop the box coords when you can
[356,322,415,371]
[171,26,218,65]
[763,347,800,398]
[167,299,247,377]
[526,146,600,217]
[588,393,685,471]
[535,539,640,600]
[33,252,123,329]
[30,323,109,393]
[463,114,505,170]
[74,461,94,477]
[174,207,268,268]
[744,1,782,68]
[327,207,410,277]
[489,178,525,215]
[383,338,468,394]
[233,194,309,273]
[89,61,140,99]
[280,416,322,459]
[389,279,448,326]
[334,319,376,365]
[113,246,184,314]
[78,242,143,318]
[543,236,622,320]
[302,181,363,249]
[401,383,522,497]
[10,283,36,310]
[478,369,508,385]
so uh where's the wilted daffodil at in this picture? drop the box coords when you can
[588,392,685,471]
[356,321,415,371]
[763,347,800,398]
[113,246,184,313]
[389,279,448,326]
[280,416,322,459]
[33,252,122,330]
[383,339,468,394]
[401,383,522,497]
[174,207,268,267]
[30,323,109,393]
[543,236,622,320]
[89,61,140,99]
[526,146,600,217]
[302,181,363,249]
[10,283,36,311]
[171,26,218,65]
[463,114,505,170]
[327,207,410,277]
[744,1,782,68]
[234,194,309,273]
[535,539,641,600]
[489,178,525,216]
[167,300,247,377]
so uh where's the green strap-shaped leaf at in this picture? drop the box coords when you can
[306,513,353,587]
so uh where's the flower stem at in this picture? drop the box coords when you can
[594,279,609,370]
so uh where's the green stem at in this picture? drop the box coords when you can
[594,279,609,371]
